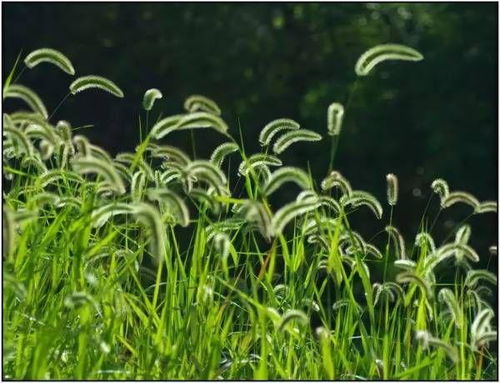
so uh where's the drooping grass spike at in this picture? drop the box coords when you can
[70,75,124,98]
[272,199,321,235]
[396,272,433,301]
[327,103,344,136]
[465,269,497,289]
[386,173,398,206]
[149,115,183,139]
[146,188,190,227]
[239,200,274,241]
[148,144,191,166]
[471,308,495,351]
[341,191,383,219]
[278,310,309,332]
[259,118,300,146]
[414,331,458,363]
[263,167,312,196]
[131,203,166,262]
[24,48,75,75]
[415,232,436,254]
[438,288,463,328]
[431,178,449,203]
[210,142,239,167]
[4,84,48,118]
[142,88,162,111]
[184,95,221,116]
[272,129,322,154]
[176,112,228,134]
[475,201,497,214]
[71,156,126,194]
[321,170,352,196]
[385,225,406,259]
[355,44,424,76]
[442,191,479,210]
[238,154,282,177]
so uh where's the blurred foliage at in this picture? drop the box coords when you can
[3,3,497,251]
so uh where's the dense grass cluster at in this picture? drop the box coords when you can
[2,46,498,380]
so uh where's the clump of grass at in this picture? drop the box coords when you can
[2,45,497,380]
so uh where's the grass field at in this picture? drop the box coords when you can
[2,46,498,380]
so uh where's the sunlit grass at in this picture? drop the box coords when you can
[2,46,497,380]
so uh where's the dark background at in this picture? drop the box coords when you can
[3,3,498,258]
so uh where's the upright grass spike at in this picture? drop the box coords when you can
[438,288,463,329]
[475,201,497,214]
[146,188,190,227]
[341,190,383,219]
[386,173,398,206]
[210,142,239,167]
[278,310,309,332]
[184,95,221,116]
[415,232,436,254]
[24,48,75,75]
[442,191,479,210]
[272,199,321,235]
[321,170,352,196]
[259,118,300,146]
[4,84,48,118]
[142,88,163,111]
[148,144,191,166]
[70,75,124,98]
[465,269,497,289]
[71,156,126,194]
[327,103,344,136]
[131,203,166,262]
[489,245,497,256]
[262,167,312,196]
[238,154,282,177]
[272,129,322,154]
[355,44,424,76]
